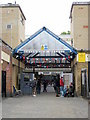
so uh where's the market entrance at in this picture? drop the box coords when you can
[13,27,77,95]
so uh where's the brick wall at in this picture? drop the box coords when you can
[1,42,25,96]
[73,62,88,96]
[2,59,12,96]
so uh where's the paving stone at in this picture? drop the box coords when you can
[2,92,88,118]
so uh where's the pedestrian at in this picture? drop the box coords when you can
[37,78,41,94]
[60,76,64,97]
[64,86,69,97]
[69,82,74,97]
[43,80,47,92]
[57,74,60,94]
[32,78,37,97]
[53,80,56,92]
[55,75,60,97]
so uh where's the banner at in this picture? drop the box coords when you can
[40,58,42,63]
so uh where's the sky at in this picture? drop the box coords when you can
[0,0,89,36]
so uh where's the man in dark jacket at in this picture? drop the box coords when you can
[69,82,74,97]
[55,75,60,97]
[37,78,41,94]
[43,80,47,92]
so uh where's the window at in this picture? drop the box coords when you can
[24,75,29,81]
[6,24,12,29]
[20,39,23,43]
[21,15,24,25]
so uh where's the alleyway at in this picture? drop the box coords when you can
[2,88,88,118]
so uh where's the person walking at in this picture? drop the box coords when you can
[60,77,64,97]
[55,75,60,97]
[37,78,41,94]
[69,82,74,97]
[32,78,37,97]
[43,80,47,92]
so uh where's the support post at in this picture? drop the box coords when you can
[18,60,20,89]
[9,54,13,97]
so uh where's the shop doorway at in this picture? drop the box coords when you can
[88,62,90,95]
[81,69,88,97]
[2,71,6,97]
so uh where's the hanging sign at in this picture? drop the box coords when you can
[52,58,55,61]
[40,58,42,63]
[20,56,22,59]
[41,45,48,50]
[23,56,25,61]
[68,56,70,60]
[41,45,44,51]
[61,58,63,61]
[30,58,32,64]
[78,53,85,62]
[44,45,48,50]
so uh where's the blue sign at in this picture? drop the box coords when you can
[44,45,48,50]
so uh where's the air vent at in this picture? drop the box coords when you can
[6,24,12,29]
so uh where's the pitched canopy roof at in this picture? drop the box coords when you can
[13,26,77,55]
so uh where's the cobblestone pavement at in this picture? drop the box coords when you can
[2,87,88,118]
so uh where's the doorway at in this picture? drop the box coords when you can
[2,71,6,97]
[81,69,88,97]
[88,62,90,94]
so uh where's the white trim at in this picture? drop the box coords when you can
[1,51,10,63]
[77,54,78,62]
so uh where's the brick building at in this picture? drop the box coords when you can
[0,39,25,97]
[0,3,26,49]
[0,3,26,97]
[0,2,90,97]
[70,2,90,96]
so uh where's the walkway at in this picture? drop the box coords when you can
[2,88,88,118]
